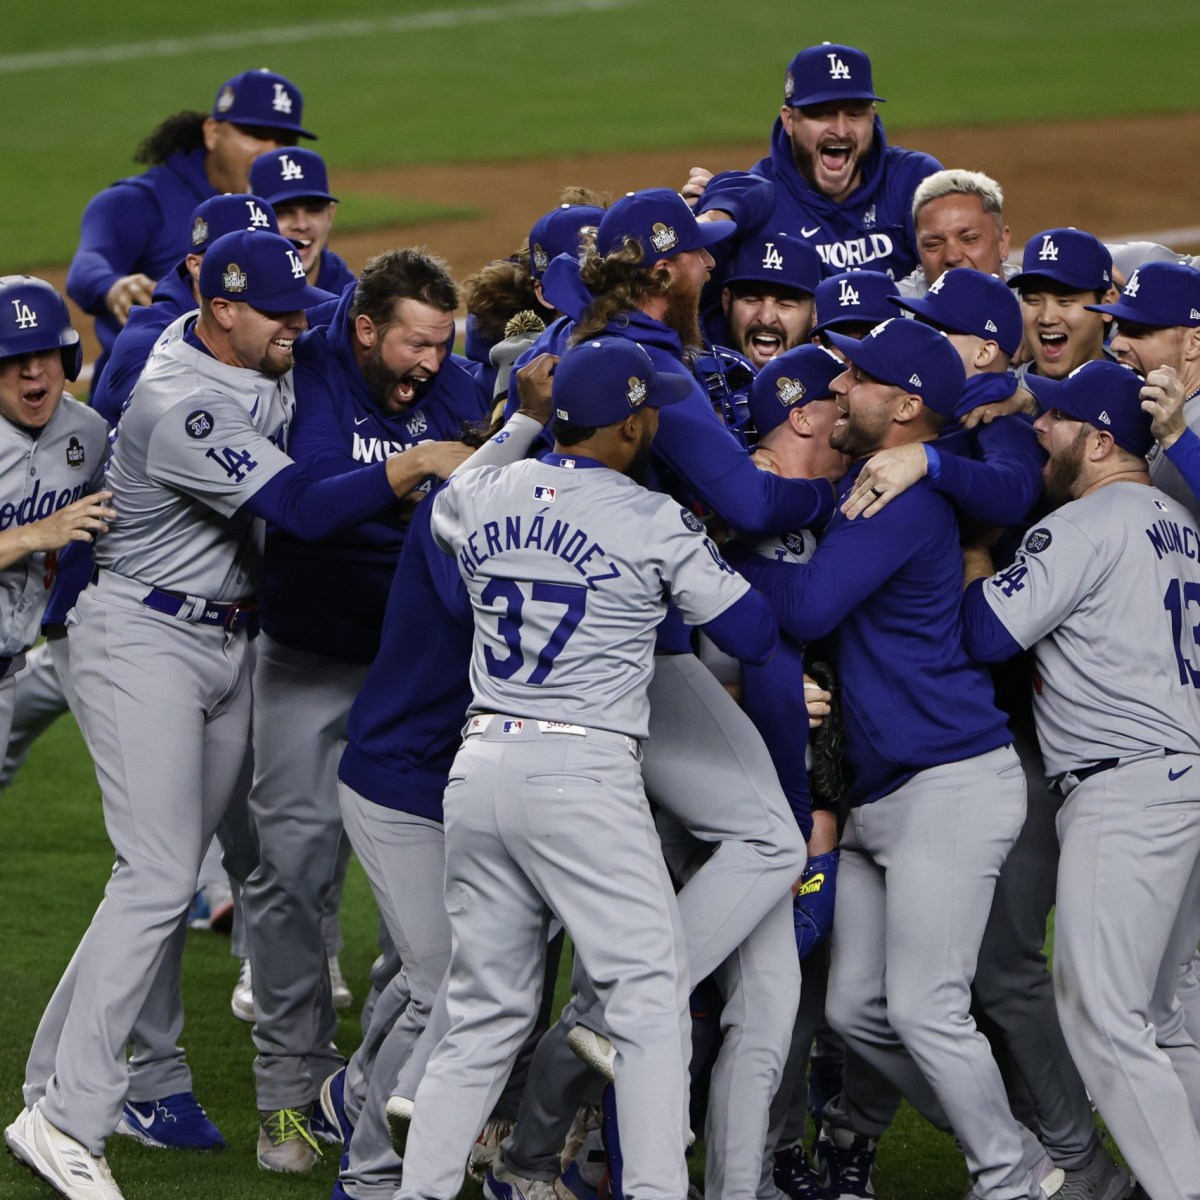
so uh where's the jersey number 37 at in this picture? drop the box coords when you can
[482,578,586,685]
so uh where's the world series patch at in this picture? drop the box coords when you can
[65,436,85,468]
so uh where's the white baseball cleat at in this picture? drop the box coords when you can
[328,955,353,1011]
[5,1104,125,1199]
[565,1026,615,1081]
[385,1095,414,1156]
[231,958,254,1023]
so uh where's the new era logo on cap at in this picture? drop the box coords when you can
[909,373,922,387]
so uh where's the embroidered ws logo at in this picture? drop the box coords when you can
[10,299,37,329]
[286,250,306,279]
[909,373,923,388]
[272,82,293,114]
[532,243,549,273]
[222,263,248,293]
[191,217,210,247]
[1124,270,1140,298]
[246,199,270,228]
[279,154,304,182]
[627,375,648,407]
[649,223,677,254]
[216,85,235,113]
[1037,235,1059,262]
[826,52,851,79]
[837,278,860,307]
[406,411,427,437]
[65,436,85,468]
[776,376,806,406]
[761,242,784,271]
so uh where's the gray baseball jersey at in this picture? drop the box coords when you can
[1147,389,1200,518]
[0,396,107,656]
[981,481,1200,775]
[97,313,294,600]
[430,456,750,738]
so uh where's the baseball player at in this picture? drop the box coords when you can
[705,231,821,370]
[396,334,779,1200]
[241,248,489,1172]
[962,359,1200,1200]
[4,229,469,1200]
[810,269,901,343]
[686,43,941,279]
[249,146,356,294]
[725,319,1065,1200]
[69,69,313,385]
[0,276,111,754]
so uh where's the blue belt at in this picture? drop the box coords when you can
[0,657,11,680]
[141,587,259,634]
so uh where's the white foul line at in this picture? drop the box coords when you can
[0,0,644,75]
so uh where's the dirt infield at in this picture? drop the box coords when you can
[47,110,1200,369]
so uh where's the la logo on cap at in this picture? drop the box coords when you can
[928,273,946,294]
[838,278,860,306]
[11,299,37,329]
[1125,271,1140,297]
[776,377,805,405]
[627,376,648,407]
[826,49,851,78]
[1038,235,1059,262]
[286,250,305,279]
[223,263,248,292]
[272,82,292,114]
[650,223,678,254]
[279,154,304,181]
[192,216,209,246]
[246,200,270,228]
[762,243,784,271]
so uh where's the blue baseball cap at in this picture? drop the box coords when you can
[1026,360,1153,457]
[552,337,692,427]
[1085,261,1200,329]
[212,69,315,139]
[825,318,966,417]
[529,204,606,280]
[891,268,1023,357]
[748,344,844,437]
[1009,227,1112,293]
[723,232,821,295]
[783,43,884,108]
[811,270,900,338]
[249,148,337,207]
[187,194,278,252]
[199,229,330,312]
[595,189,734,261]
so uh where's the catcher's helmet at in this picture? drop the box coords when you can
[0,276,83,381]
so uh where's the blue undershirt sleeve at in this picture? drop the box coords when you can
[699,588,779,666]
[239,461,396,542]
[961,578,1024,663]
[1165,428,1200,503]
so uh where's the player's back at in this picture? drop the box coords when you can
[431,456,744,738]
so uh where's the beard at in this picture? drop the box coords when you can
[1042,428,1089,505]
[627,435,656,485]
[663,275,703,352]
[360,343,430,413]
[829,411,883,461]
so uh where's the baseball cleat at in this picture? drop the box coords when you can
[559,1104,602,1173]
[484,1162,558,1200]
[115,1091,225,1150]
[328,955,353,1011]
[1057,1145,1131,1200]
[962,1154,1066,1200]
[566,1025,616,1081]
[774,1141,831,1200]
[231,958,254,1022]
[5,1104,125,1199]
[318,1066,354,1170]
[469,1117,515,1180]
[555,1159,601,1200]
[814,1125,876,1199]
[257,1107,321,1173]
[384,1095,414,1156]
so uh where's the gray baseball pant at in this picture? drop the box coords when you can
[397,722,691,1200]
[1054,753,1200,1200]
[0,641,64,789]
[826,745,1047,1200]
[242,634,367,1110]
[30,574,253,1153]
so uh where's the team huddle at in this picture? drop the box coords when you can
[2,41,1199,1200]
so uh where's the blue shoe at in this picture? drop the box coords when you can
[558,1159,601,1200]
[773,1142,829,1200]
[330,1179,355,1200]
[116,1092,226,1150]
[187,891,212,930]
[484,1164,558,1200]
[310,1104,342,1147]
[318,1067,354,1170]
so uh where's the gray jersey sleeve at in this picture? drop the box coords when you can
[652,502,751,628]
[146,393,295,518]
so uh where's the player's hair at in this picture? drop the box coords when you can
[350,248,458,330]
[461,260,550,343]
[134,111,209,165]
[571,237,672,345]
[558,185,610,208]
[1017,279,1110,305]
[911,169,1005,224]
[552,417,600,445]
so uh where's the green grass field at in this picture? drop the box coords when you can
[3,0,1200,269]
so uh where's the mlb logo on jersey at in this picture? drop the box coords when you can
[533,485,557,502]
[10,299,37,329]
[222,263,248,293]
[1038,235,1059,262]
[502,720,525,735]
[761,243,785,271]
[272,83,293,114]
[279,154,304,181]
[650,223,678,254]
